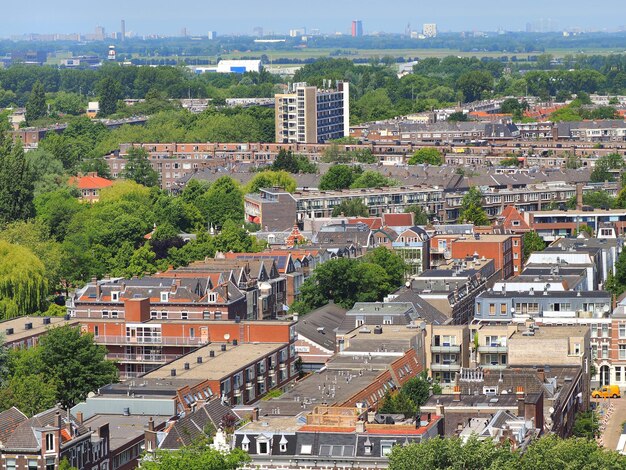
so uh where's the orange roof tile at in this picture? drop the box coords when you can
[68,174,113,190]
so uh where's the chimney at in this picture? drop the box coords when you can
[55,410,62,429]
[356,420,365,433]
[75,412,83,425]
[537,368,545,383]
[93,277,101,298]
[576,183,584,211]
[251,407,259,422]
[453,385,461,402]
[435,402,444,418]
[516,386,525,416]
[147,416,154,432]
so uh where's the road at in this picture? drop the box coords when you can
[594,397,626,451]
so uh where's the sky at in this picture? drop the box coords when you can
[3,0,626,36]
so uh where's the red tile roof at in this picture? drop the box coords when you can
[347,217,383,230]
[382,213,414,227]
[68,173,113,190]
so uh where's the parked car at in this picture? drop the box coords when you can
[591,384,621,399]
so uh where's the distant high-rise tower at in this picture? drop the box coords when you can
[422,23,437,38]
[121,19,126,42]
[351,20,363,37]
[95,26,105,41]
[208,31,217,40]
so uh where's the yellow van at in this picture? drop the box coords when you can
[591,385,621,399]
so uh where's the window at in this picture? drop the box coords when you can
[383,316,393,325]
[161,311,168,319]
[46,433,55,451]
[617,367,622,383]
[28,461,37,470]
[300,444,312,454]
[150,311,157,319]
[160,292,169,302]
[602,324,609,338]
[620,324,626,339]
[591,324,598,337]
[489,304,496,316]
[46,459,55,470]
[94,326,99,337]
[381,440,395,457]
[203,311,210,320]
[574,343,581,354]
[189,328,195,339]
[620,345,626,360]
[111,310,118,318]
[111,291,120,301]
[592,344,598,359]
[208,293,217,303]
[500,304,507,315]
[513,239,519,246]
[513,253,519,260]
[603,344,610,359]
[182,311,188,320]
[102,310,109,318]
[257,440,269,455]
[6,459,16,470]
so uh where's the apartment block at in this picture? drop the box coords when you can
[275,81,349,144]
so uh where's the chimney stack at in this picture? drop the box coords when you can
[147,416,154,432]
[516,386,525,416]
[453,385,461,402]
[75,412,83,425]
[55,410,62,429]
[576,183,584,211]
[537,368,545,383]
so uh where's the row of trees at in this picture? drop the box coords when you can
[388,434,626,469]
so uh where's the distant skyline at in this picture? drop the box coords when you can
[4,0,626,37]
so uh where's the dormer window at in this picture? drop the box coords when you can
[161,292,169,302]
[45,433,55,452]
[241,434,250,451]
[364,437,372,455]
[279,435,288,453]
[111,291,120,302]
[208,293,217,304]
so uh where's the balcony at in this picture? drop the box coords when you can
[257,375,265,383]
[94,335,208,346]
[430,363,461,372]
[106,353,180,363]
[478,345,508,354]
[481,363,507,370]
[431,345,461,353]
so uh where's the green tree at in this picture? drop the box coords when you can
[271,149,299,173]
[363,247,406,287]
[213,219,264,254]
[0,373,58,417]
[25,81,47,125]
[37,325,118,408]
[319,165,361,190]
[379,390,417,417]
[456,70,494,102]
[124,243,157,277]
[245,170,297,193]
[402,372,434,409]
[0,137,35,225]
[120,147,159,187]
[140,443,250,470]
[0,241,48,320]
[572,411,600,440]
[97,77,121,116]
[459,187,489,225]
[404,204,429,225]
[590,153,623,183]
[408,148,443,166]
[198,176,244,229]
[522,231,546,262]
[388,436,517,470]
[331,198,369,217]
[350,171,396,189]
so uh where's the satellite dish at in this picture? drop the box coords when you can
[603,305,610,313]
[548,407,555,415]
[224,333,231,341]
[405,281,411,288]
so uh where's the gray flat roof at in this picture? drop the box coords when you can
[143,343,286,381]
[1,316,79,343]
[84,414,170,451]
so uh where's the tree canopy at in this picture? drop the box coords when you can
[408,148,444,166]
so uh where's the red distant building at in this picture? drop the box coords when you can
[68,172,113,202]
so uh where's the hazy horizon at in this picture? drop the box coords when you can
[4,0,626,37]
